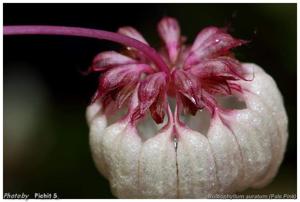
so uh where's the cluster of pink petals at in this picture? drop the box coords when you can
[85,17,288,198]
[89,17,248,124]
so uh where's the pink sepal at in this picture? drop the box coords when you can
[172,69,203,115]
[118,26,149,45]
[95,63,149,108]
[133,72,167,124]
[158,17,181,64]
[89,51,137,72]
[184,26,247,67]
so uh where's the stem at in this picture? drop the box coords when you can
[4,25,170,75]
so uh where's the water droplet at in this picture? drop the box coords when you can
[174,138,178,150]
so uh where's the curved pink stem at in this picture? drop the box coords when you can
[4,25,170,75]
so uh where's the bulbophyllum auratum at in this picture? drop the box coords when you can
[4,17,288,199]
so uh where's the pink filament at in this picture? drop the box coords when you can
[4,25,170,75]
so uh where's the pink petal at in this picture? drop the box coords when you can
[172,69,202,106]
[178,93,200,115]
[96,64,149,108]
[184,27,247,67]
[149,95,166,123]
[176,45,191,68]
[201,77,232,95]
[157,17,181,64]
[186,57,246,96]
[189,56,246,80]
[136,72,167,123]
[190,26,219,52]
[201,90,218,115]
[90,51,137,72]
[228,81,243,93]
[172,69,203,114]
[115,84,137,108]
[118,26,150,63]
[118,26,149,45]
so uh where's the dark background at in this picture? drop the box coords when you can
[4,3,296,198]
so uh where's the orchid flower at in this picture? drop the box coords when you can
[4,17,288,198]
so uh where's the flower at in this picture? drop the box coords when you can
[3,16,288,199]
[86,17,288,198]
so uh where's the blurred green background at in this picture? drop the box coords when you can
[4,3,296,198]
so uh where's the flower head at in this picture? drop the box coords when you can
[3,17,288,199]
[88,17,249,122]
[86,17,288,198]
